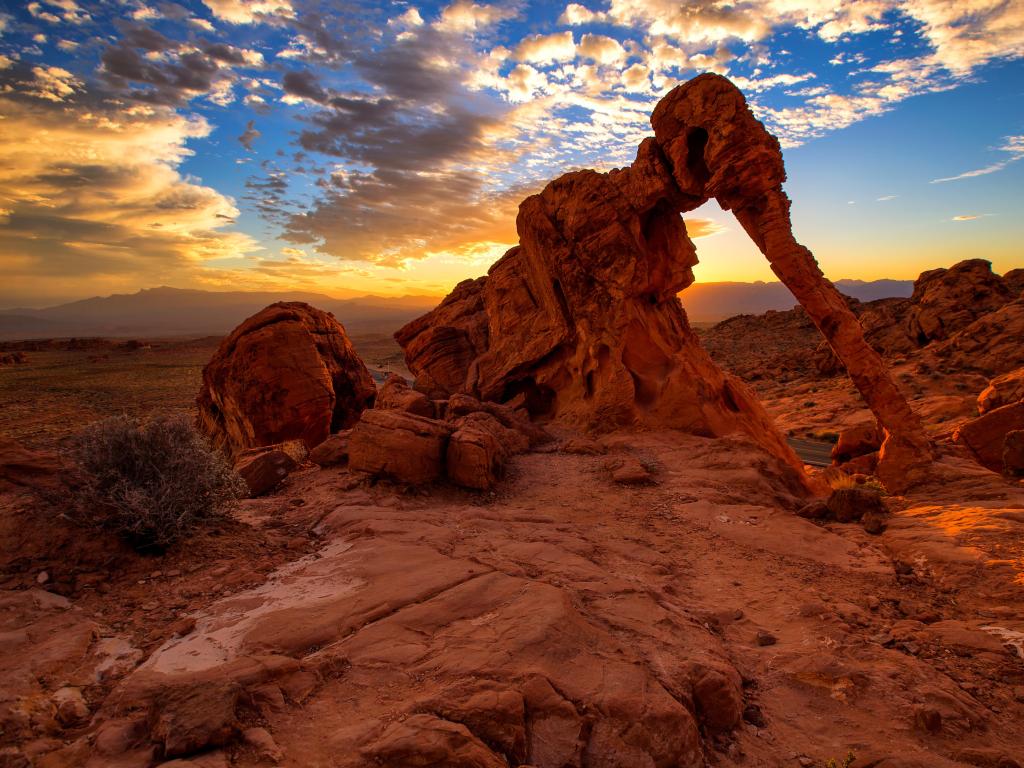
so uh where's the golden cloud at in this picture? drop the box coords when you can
[0,93,258,306]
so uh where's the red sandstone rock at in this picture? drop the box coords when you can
[375,373,433,417]
[978,368,1024,414]
[1005,268,1024,296]
[932,298,1024,377]
[1004,430,1024,477]
[234,448,298,497]
[447,393,550,447]
[446,411,530,490]
[904,260,1012,344]
[832,424,882,464]
[446,422,506,491]
[954,402,1024,472]
[149,681,240,758]
[197,302,375,457]
[397,73,930,493]
[308,431,351,467]
[348,410,452,484]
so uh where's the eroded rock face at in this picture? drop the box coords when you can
[197,302,376,457]
[904,260,1012,344]
[399,74,930,492]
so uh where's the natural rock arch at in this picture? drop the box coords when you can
[397,74,932,492]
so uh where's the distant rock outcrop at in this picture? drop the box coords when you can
[197,302,376,456]
[399,73,929,492]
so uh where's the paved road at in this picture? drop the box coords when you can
[787,437,835,467]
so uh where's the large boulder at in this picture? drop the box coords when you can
[348,410,452,485]
[196,303,376,457]
[954,402,1024,473]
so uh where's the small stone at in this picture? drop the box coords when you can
[862,509,887,534]
[798,757,814,767]
[914,706,942,734]
[36,571,49,585]
[867,595,880,611]
[52,687,89,727]
[243,727,283,762]
[742,703,766,728]
[756,630,777,647]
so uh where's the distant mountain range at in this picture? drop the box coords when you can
[680,279,914,322]
[0,280,914,340]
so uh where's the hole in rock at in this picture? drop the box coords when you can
[686,126,711,186]
[502,378,556,420]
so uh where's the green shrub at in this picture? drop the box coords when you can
[63,415,245,551]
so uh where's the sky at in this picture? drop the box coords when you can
[0,0,1022,308]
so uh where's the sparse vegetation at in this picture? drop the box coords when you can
[62,414,246,551]
[824,750,856,768]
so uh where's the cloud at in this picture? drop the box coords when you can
[930,135,1024,183]
[577,33,626,64]
[0,84,257,306]
[200,0,293,25]
[620,62,650,91]
[559,3,607,25]
[950,214,992,221]
[876,194,898,201]
[238,119,260,150]
[515,31,576,63]
[25,65,82,102]
[434,1,518,34]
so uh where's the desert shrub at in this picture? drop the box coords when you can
[63,414,245,551]
[824,751,856,768]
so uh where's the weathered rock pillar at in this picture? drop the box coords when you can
[732,191,933,492]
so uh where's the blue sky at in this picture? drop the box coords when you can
[0,0,1021,306]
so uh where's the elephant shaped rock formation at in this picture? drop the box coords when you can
[398,74,931,493]
[197,302,376,457]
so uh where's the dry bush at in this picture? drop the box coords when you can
[63,415,245,551]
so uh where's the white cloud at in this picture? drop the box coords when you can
[560,3,607,25]
[504,63,548,101]
[578,33,626,64]
[434,1,517,33]
[931,135,1024,183]
[390,7,424,28]
[515,31,576,63]
[620,62,650,91]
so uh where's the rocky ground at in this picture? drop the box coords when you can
[2,428,1023,767]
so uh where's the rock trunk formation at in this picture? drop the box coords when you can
[398,74,931,492]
